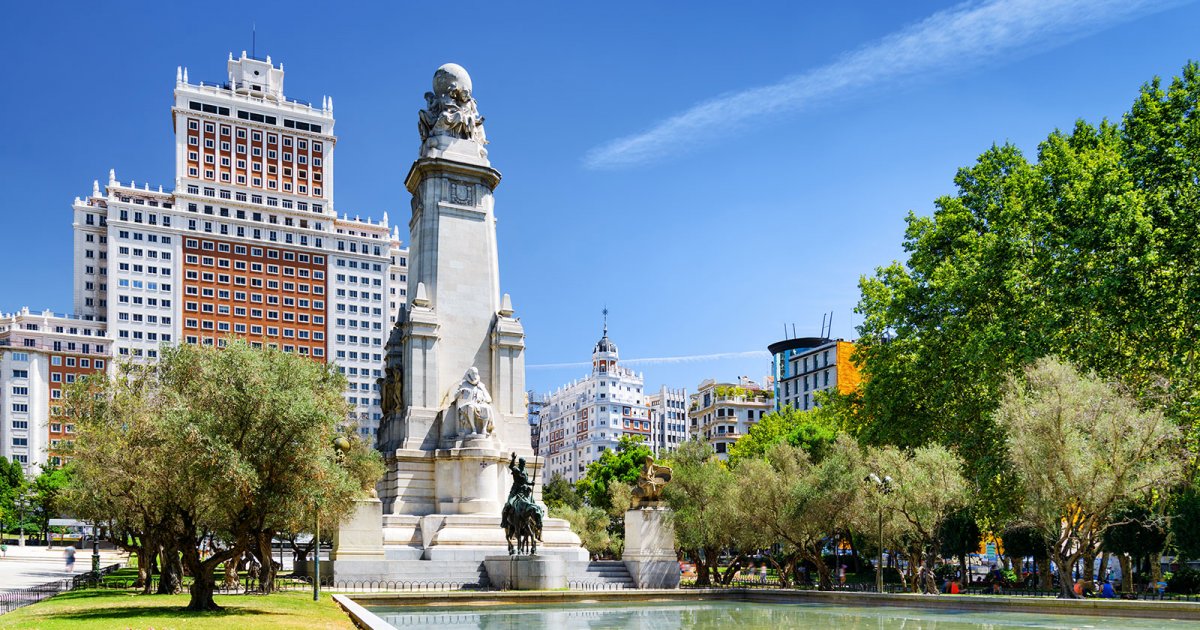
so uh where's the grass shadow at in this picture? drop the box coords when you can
[48,605,280,622]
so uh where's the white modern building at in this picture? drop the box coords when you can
[538,320,649,483]
[645,385,688,455]
[0,309,109,472]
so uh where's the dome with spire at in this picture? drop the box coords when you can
[592,308,619,372]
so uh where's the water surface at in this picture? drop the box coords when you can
[369,600,1195,629]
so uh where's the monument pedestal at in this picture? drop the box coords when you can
[623,504,680,589]
[328,498,388,582]
[484,555,566,590]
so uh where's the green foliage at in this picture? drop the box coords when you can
[714,385,772,400]
[1166,567,1200,595]
[999,357,1183,597]
[937,508,982,562]
[734,436,866,589]
[850,61,1200,523]
[863,443,972,571]
[1001,524,1050,561]
[575,435,651,511]
[550,504,621,558]
[662,439,737,585]
[64,339,384,611]
[0,458,27,531]
[31,465,72,539]
[728,405,839,465]
[1102,503,1168,558]
[1170,485,1200,560]
[541,473,583,511]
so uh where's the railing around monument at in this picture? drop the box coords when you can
[329,580,491,592]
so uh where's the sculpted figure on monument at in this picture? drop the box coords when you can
[418,63,487,145]
[454,367,495,437]
[379,365,403,418]
[502,452,544,555]
[632,456,673,507]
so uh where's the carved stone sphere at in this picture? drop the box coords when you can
[433,63,472,98]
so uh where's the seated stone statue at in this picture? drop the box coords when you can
[455,367,494,436]
[632,455,672,507]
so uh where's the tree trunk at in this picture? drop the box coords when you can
[923,547,940,594]
[135,544,151,592]
[1098,553,1110,588]
[1150,553,1162,591]
[1056,551,1080,599]
[1036,556,1053,591]
[183,548,220,612]
[1082,546,1097,593]
[720,555,744,586]
[289,536,312,577]
[814,560,833,591]
[225,547,243,589]
[254,532,277,593]
[157,539,182,595]
[1119,553,1132,594]
[180,531,237,612]
[959,553,969,588]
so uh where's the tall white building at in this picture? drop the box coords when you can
[0,309,109,471]
[645,386,688,455]
[66,52,407,441]
[538,320,649,483]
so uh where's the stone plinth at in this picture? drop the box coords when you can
[329,498,387,582]
[484,554,566,590]
[623,505,680,589]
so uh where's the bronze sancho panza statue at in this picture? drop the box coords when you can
[632,456,672,507]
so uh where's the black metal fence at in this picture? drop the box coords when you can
[683,576,1200,601]
[0,564,123,616]
[328,580,489,592]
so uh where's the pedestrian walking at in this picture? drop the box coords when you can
[64,545,76,572]
[1,542,7,558]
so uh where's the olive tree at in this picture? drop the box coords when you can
[67,340,382,611]
[734,436,865,589]
[864,444,972,593]
[997,357,1184,599]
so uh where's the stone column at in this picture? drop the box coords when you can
[623,504,681,589]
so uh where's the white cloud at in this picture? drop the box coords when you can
[528,350,770,370]
[583,0,1186,169]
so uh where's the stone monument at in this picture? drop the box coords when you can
[623,456,681,589]
[331,63,586,586]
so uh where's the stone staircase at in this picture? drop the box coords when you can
[577,560,635,589]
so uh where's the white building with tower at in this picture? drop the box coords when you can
[538,315,649,484]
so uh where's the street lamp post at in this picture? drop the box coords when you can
[16,493,28,547]
[313,508,320,602]
[91,522,101,576]
[867,473,895,594]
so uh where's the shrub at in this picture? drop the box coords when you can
[1166,567,1200,594]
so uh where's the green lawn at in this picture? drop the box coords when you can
[0,589,353,630]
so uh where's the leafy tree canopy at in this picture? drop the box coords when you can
[728,404,839,465]
[575,435,651,511]
[850,61,1200,519]
[542,473,583,511]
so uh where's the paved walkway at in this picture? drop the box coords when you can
[0,545,128,592]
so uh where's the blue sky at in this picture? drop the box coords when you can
[1,0,1197,395]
